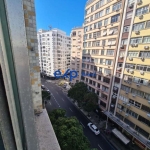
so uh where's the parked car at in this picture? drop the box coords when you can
[87,122,100,135]
[41,85,45,89]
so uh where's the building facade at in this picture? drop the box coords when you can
[0,0,60,150]
[37,29,71,77]
[106,0,150,149]
[82,0,125,111]
[70,27,83,84]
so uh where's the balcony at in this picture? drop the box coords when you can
[104,111,150,149]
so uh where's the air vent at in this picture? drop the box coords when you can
[141,57,145,61]
[125,113,129,117]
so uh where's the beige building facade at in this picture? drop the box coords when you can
[70,27,83,84]
[82,0,125,111]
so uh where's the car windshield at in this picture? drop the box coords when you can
[96,129,99,131]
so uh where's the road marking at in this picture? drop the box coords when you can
[62,98,64,101]
[98,144,103,150]
[80,122,85,128]
[69,108,73,112]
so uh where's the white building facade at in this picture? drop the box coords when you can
[37,29,71,76]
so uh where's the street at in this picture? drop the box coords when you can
[42,79,116,150]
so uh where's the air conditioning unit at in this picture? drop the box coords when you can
[141,57,145,61]
[129,3,134,8]
[127,103,130,107]
[136,83,140,86]
[125,91,128,94]
[125,113,129,117]
[126,125,130,128]
[132,94,136,97]
[137,0,142,5]
[135,30,140,34]
[147,113,150,117]
[120,45,124,49]
[126,68,129,72]
[140,70,144,75]
[112,95,116,99]
[120,56,124,59]
[129,57,133,61]
[139,15,143,19]
[144,46,149,49]
[131,44,135,47]
[123,102,127,105]
[134,43,138,47]
[116,9,119,12]
[148,101,150,104]
[119,109,122,112]
[130,69,134,74]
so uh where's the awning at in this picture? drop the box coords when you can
[112,128,130,145]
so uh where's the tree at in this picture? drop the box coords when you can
[83,92,98,116]
[68,82,88,106]
[49,109,92,150]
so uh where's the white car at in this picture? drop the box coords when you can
[87,123,100,135]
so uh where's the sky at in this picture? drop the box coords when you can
[35,0,87,35]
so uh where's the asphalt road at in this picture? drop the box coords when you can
[42,79,116,150]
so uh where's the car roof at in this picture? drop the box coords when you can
[91,124,97,130]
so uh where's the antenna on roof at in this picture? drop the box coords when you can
[49,25,52,30]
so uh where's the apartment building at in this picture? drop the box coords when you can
[70,27,83,84]
[0,0,60,150]
[37,29,71,77]
[82,0,125,111]
[103,0,150,149]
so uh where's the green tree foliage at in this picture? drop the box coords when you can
[83,93,98,115]
[68,82,88,105]
[49,109,92,150]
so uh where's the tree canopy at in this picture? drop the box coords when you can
[49,109,96,150]
[68,82,88,105]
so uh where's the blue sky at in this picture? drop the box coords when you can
[35,0,87,35]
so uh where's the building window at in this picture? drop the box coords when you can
[126,109,138,118]
[138,116,150,127]
[119,95,129,102]
[121,85,130,92]
[102,85,109,93]
[100,59,103,64]
[135,126,149,138]
[102,40,106,46]
[121,39,128,45]
[89,33,92,39]
[141,105,150,113]
[96,41,100,46]
[106,50,114,56]
[123,26,130,32]
[101,50,105,55]
[95,12,99,19]
[131,88,144,97]
[106,7,110,14]
[111,14,120,23]
[104,68,111,75]
[99,10,104,17]
[112,2,122,11]
[130,37,142,44]
[128,51,138,57]
[126,11,133,19]
[103,77,110,84]
[143,36,150,43]
[104,18,108,26]
[99,0,104,7]
[108,39,116,46]
[97,31,101,37]
[146,20,150,28]
[139,51,150,58]
[91,5,94,12]
[128,0,135,6]
[109,27,118,35]
[105,59,112,66]
[136,5,149,16]
[95,2,99,10]
[133,22,145,31]
[124,118,135,128]
[98,21,102,28]
[100,101,106,108]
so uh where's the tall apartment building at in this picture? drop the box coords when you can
[82,0,125,111]
[70,27,83,84]
[37,29,71,77]
[105,0,150,149]
[82,0,150,149]
[0,0,60,150]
